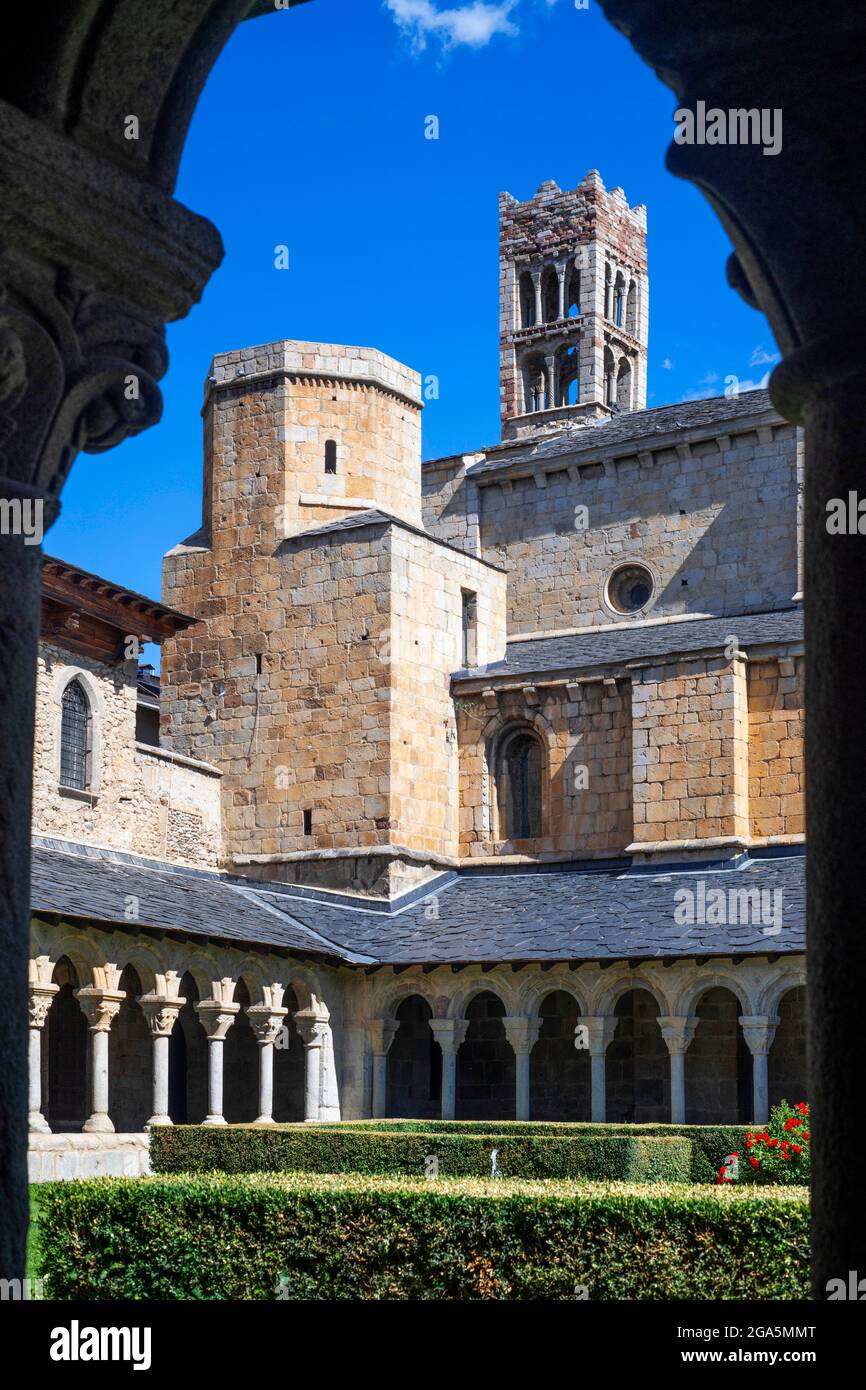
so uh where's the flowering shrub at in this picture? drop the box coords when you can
[716,1101,810,1187]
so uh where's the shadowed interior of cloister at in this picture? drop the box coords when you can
[382,987,806,1124]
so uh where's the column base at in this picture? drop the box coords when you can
[28,1112,51,1134]
[202,1115,228,1126]
[146,1115,173,1128]
[82,1113,115,1134]
[252,1115,276,1126]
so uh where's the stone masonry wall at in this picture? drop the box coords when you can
[456,677,632,858]
[33,642,220,867]
[472,421,798,636]
[630,653,749,852]
[748,657,805,841]
[388,527,505,860]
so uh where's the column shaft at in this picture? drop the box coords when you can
[205,1037,226,1126]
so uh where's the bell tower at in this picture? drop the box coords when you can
[499,171,648,440]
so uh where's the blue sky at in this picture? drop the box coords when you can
[51,0,779,632]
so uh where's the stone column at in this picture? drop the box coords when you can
[139,995,185,1128]
[295,1010,330,1123]
[27,983,58,1133]
[658,1016,699,1124]
[739,1015,779,1124]
[583,1017,618,1122]
[503,1017,541,1121]
[557,263,567,321]
[247,1005,288,1125]
[429,1019,469,1121]
[545,353,557,410]
[531,269,543,328]
[75,988,125,1134]
[195,1000,239,1126]
[368,1019,399,1120]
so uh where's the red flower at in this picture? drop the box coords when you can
[792,1145,802,1154]
[749,1156,760,1167]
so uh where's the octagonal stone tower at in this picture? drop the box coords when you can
[161,339,506,898]
[499,171,648,440]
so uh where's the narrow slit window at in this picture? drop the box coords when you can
[303,808,313,836]
[324,440,337,474]
[461,590,478,668]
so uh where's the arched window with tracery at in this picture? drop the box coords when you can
[60,678,92,790]
[496,726,543,839]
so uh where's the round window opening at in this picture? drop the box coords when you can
[608,564,654,614]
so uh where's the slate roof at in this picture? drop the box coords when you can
[458,389,779,477]
[455,607,804,682]
[32,837,804,967]
[30,839,375,964]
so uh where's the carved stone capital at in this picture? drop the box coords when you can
[28,982,58,1029]
[502,1016,542,1056]
[428,1018,469,1057]
[367,1018,399,1057]
[139,995,185,1037]
[657,1015,699,1056]
[74,987,125,1032]
[194,999,239,1041]
[294,1009,330,1050]
[247,1004,288,1045]
[738,1015,780,1057]
[581,1016,618,1055]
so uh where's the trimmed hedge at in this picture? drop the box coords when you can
[35,1172,810,1300]
[313,1120,742,1184]
[151,1120,737,1183]
[150,1124,692,1183]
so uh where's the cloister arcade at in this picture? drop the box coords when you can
[30,919,806,1136]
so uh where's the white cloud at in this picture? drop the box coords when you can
[384,0,519,52]
[661,357,674,370]
[749,345,781,369]
[698,371,719,386]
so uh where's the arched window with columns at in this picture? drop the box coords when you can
[541,265,559,323]
[613,271,625,326]
[626,279,637,334]
[522,355,549,413]
[518,271,536,328]
[604,346,616,407]
[566,263,581,317]
[60,678,92,791]
[556,343,580,406]
[616,356,633,410]
[495,725,543,840]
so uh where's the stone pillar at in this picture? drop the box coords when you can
[658,1016,699,1124]
[247,1005,288,1125]
[429,1019,469,1121]
[557,263,567,321]
[27,983,57,1133]
[503,1016,541,1121]
[532,269,543,328]
[583,1017,618,1122]
[739,1015,779,1124]
[195,1000,239,1126]
[75,988,124,1134]
[368,1019,399,1120]
[545,352,557,410]
[139,995,185,1128]
[295,1010,330,1123]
